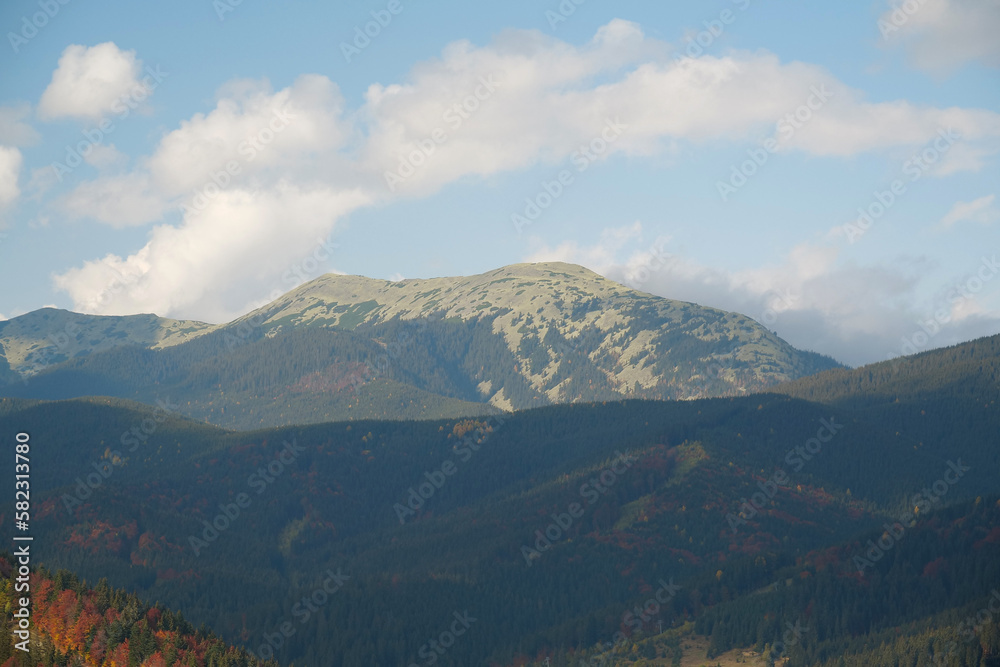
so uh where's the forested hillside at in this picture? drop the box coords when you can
[0,334,994,665]
[776,333,1000,407]
[0,331,994,664]
[0,555,276,666]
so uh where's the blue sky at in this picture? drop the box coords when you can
[0,0,998,366]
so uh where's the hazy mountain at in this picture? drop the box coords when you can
[0,307,216,378]
[0,262,841,428]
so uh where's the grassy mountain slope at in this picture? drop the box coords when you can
[4,324,499,429]
[0,308,216,378]
[230,261,840,405]
[0,263,841,428]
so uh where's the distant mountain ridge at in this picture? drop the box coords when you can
[0,308,215,378]
[0,262,841,427]
[228,262,841,403]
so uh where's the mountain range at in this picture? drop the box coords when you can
[2,263,998,666]
[0,262,840,429]
[1,328,998,665]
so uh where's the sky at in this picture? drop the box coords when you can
[0,0,998,367]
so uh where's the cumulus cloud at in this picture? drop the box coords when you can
[939,194,998,228]
[879,0,1000,72]
[54,184,370,321]
[360,22,1000,196]
[525,222,1000,366]
[38,43,146,121]
[524,222,646,273]
[51,20,1000,322]
[53,74,363,319]
[60,74,351,227]
[147,74,348,198]
[61,173,168,228]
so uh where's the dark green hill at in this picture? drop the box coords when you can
[775,332,1000,407]
[0,329,996,667]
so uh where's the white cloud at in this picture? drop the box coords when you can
[61,173,168,228]
[0,104,40,146]
[61,74,352,229]
[0,147,23,208]
[524,222,1000,367]
[939,194,998,228]
[359,22,1000,196]
[50,21,1000,322]
[524,221,644,271]
[879,0,1000,72]
[54,183,370,321]
[38,43,145,121]
[146,74,347,198]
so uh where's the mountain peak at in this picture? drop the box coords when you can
[246,261,644,332]
[1,263,841,418]
[226,262,839,409]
